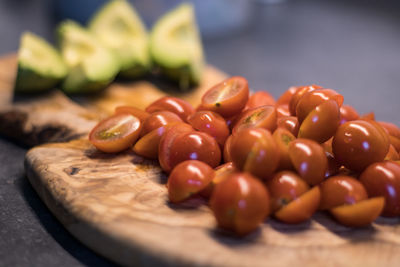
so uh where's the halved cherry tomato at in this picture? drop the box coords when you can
[200,162,237,198]
[187,111,230,147]
[167,160,215,203]
[274,186,320,224]
[289,84,322,116]
[319,175,368,210]
[330,197,385,227]
[359,161,400,217]
[115,106,150,123]
[141,111,182,137]
[385,144,400,161]
[158,123,193,173]
[232,105,277,134]
[201,76,249,117]
[245,91,276,110]
[223,134,234,163]
[230,128,280,180]
[276,86,298,106]
[339,104,359,125]
[276,105,291,118]
[273,127,296,170]
[288,138,327,185]
[295,89,343,123]
[210,172,270,235]
[332,120,390,172]
[266,171,309,212]
[145,96,195,122]
[168,131,221,170]
[297,99,340,143]
[277,116,299,137]
[325,152,341,178]
[89,113,142,153]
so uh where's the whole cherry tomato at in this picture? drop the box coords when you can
[295,89,343,123]
[359,161,400,217]
[272,127,296,170]
[89,113,142,153]
[232,105,277,134]
[158,123,194,173]
[145,96,195,122]
[332,120,390,172]
[277,116,299,137]
[201,76,249,117]
[339,104,359,125]
[115,106,150,123]
[168,131,221,171]
[266,171,309,212]
[289,84,322,116]
[288,138,327,185]
[319,175,368,210]
[230,128,280,180]
[210,172,270,235]
[297,99,340,143]
[245,91,276,110]
[141,111,182,137]
[168,160,215,203]
[187,111,230,147]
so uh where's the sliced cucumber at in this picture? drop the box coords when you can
[15,32,67,92]
[58,20,119,93]
[150,3,204,90]
[89,0,150,78]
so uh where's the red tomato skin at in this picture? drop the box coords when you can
[141,111,182,137]
[167,160,215,203]
[339,104,359,125]
[289,84,322,116]
[145,96,195,122]
[245,91,276,110]
[115,106,150,123]
[277,116,299,137]
[210,172,270,235]
[168,131,221,170]
[187,111,230,147]
[359,161,400,217]
[332,120,390,172]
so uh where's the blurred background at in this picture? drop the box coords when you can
[1,0,400,266]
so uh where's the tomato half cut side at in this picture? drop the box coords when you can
[232,105,277,134]
[89,113,142,153]
[201,76,249,117]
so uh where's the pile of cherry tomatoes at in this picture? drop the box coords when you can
[89,76,400,236]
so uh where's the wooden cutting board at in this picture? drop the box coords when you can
[1,54,400,266]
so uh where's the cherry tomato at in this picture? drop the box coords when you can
[297,99,340,143]
[288,138,327,185]
[145,96,195,122]
[230,128,280,180]
[332,120,390,172]
[325,152,341,178]
[295,89,343,123]
[385,144,400,161]
[245,91,275,110]
[276,105,291,118]
[115,106,150,123]
[272,127,296,170]
[232,105,277,134]
[167,160,215,203]
[276,86,298,106]
[200,162,237,198]
[187,111,230,147]
[141,111,182,137]
[277,116,299,137]
[359,161,400,217]
[266,171,309,212]
[210,172,270,235]
[168,131,221,171]
[201,76,249,117]
[339,104,359,125]
[330,197,384,227]
[319,175,368,210]
[89,113,142,153]
[378,121,400,153]
[274,186,320,224]
[158,123,193,173]
[289,84,322,116]
[223,134,234,163]
[322,137,333,154]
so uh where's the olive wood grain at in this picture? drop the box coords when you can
[25,139,400,267]
[0,54,227,146]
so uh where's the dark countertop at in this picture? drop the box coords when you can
[1,0,400,266]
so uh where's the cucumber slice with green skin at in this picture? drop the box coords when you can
[89,0,150,79]
[150,3,204,90]
[58,20,119,94]
[15,32,67,92]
